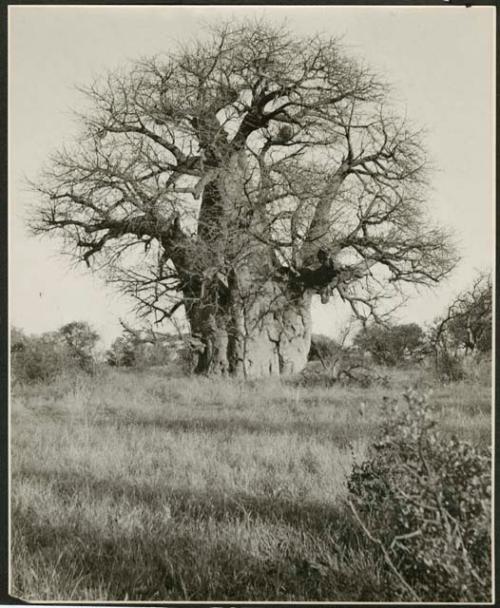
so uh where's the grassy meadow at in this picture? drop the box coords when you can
[10,361,492,602]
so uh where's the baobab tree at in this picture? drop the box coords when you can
[31,21,457,377]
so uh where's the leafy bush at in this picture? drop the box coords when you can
[11,323,100,384]
[11,329,67,384]
[106,336,136,367]
[347,390,491,602]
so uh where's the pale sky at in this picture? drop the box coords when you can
[9,5,495,346]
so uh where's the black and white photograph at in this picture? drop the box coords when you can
[8,4,495,604]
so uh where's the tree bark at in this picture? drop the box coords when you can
[183,150,318,377]
[186,277,312,377]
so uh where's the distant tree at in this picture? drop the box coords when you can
[11,327,66,383]
[354,322,426,366]
[31,21,457,377]
[429,272,492,380]
[106,335,136,367]
[432,272,492,357]
[58,321,100,371]
[11,322,100,383]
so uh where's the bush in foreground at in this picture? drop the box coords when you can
[347,390,491,602]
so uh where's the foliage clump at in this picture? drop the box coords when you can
[353,323,427,367]
[11,328,65,384]
[347,390,491,602]
[11,322,99,384]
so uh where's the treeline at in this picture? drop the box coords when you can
[105,321,195,370]
[309,272,492,382]
[10,313,206,383]
[10,320,195,384]
[11,322,99,383]
[11,272,491,384]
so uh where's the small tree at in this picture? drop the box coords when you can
[11,323,100,383]
[31,21,457,377]
[58,321,100,372]
[432,272,492,356]
[11,327,67,383]
[354,322,426,366]
[430,272,492,380]
[106,335,136,367]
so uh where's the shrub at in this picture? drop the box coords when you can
[347,390,491,602]
[11,323,100,384]
[11,329,67,384]
[106,336,136,367]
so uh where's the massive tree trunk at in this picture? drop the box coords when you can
[179,150,328,378]
[186,277,312,377]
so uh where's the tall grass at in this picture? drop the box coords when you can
[10,363,491,601]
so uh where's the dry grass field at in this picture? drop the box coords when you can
[10,362,492,602]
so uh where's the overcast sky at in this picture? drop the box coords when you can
[9,5,495,346]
